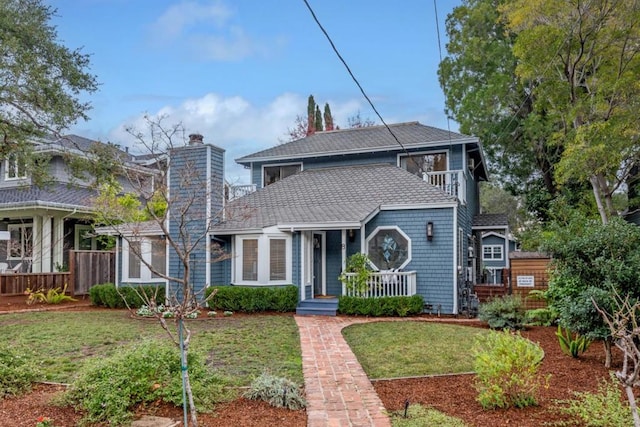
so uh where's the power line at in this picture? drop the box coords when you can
[301,0,408,153]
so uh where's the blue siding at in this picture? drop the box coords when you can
[482,234,507,268]
[292,232,301,286]
[211,236,232,285]
[365,208,456,313]
[168,144,224,297]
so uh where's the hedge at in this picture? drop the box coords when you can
[338,295,424,316]
[204,285,298,313]
[89,283,165,308]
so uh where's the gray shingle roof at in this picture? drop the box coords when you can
[236,121,476,164]
[0,183,98,212]
[213,164,458,232]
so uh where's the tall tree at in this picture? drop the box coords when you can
[306,94,316,136]
[0,0,97,177]
[347,111,376,128]
[438,0,562,213]
[323,103,334,131]
[314,104,323,132]
[501,0,640,224]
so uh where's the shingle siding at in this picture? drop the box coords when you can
[366,208,456,313]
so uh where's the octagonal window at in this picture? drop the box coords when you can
[366,226,411,270]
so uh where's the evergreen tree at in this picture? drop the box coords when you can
[314,105,323,132]
[323,103,334,131]
[306,95,316,136]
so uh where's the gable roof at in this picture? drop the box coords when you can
[473,213,509,229]
[236,121,478,164]
[212,163,458,233]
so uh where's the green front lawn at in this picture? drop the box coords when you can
[0,311,302,385]
[342,321,488,379]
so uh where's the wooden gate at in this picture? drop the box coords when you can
[69,250,115,295]
[509,252,551,310]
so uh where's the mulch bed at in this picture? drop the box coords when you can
[0,297,627,426]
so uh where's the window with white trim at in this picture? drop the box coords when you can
[263,164,301,186]
[123,237,166,281]
[7,224,33,260]
[482,245,503,261]
[366,226,411,270]
[234,234,291,284]
[400,152,447,178]
[4,154,27,180]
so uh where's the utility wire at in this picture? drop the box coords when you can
[301,0,408,153]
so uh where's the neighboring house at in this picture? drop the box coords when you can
[478,227,518,285]
[0,135,146,273]
[104,122,505,315]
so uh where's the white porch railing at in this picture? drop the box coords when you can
[226,183,256,201]
[425,170,466,203]
[341,271,417,298]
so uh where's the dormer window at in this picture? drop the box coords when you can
[4,153,27,180]
[263,163,301,186]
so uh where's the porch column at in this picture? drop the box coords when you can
[32,216,41,273]
[41,215,53,272]
[341,229,347,271]
[52,217,64,272]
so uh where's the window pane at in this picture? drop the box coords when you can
[401,153,447,178]
[263,167,280,186]
[281,165,300,179]
[128,241,141,279]
[151,238,166,278]
[269,239,286,281]
[367,229,409,270]
[242,239,258,281]
[9,227,21,258]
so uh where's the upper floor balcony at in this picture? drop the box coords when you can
[226,183,257,202]
[425,170,467,204]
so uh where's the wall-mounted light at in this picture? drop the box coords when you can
[426,221,434,242]
[348,229,355,243]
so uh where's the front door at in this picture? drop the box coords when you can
[313,233,324,296]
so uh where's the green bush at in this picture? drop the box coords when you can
[473,330,547,409]
[338,295,424,317]
[556,326,591,358]
[205,285,297,313]
[478,294,526,330]
[0,347,37,399]
[524,307,558,326]
[555,374,633,427]
[243,372,306,410]
[89,283,165,308]
[63,339,227,425]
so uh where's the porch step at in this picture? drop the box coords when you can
[296,298,338,316]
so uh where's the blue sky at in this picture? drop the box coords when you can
[47,0,462,183]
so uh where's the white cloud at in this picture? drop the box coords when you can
[147,0,283,61]
[108,92,364,184]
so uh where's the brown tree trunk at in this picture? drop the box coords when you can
[604,339,612,368]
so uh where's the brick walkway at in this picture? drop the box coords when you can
[295,315,391,427]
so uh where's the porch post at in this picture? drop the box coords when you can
[41,215,53,272]
[32,216,41,273]
[52,217,64,272]
[341,229,346,272]
[300,231,306,302]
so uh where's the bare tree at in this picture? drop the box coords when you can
[94,115,229,426]
[593,290,640,427]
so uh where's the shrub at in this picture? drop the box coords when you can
[338,295,424,317]
[473,330,548,409]
[478,294,526,330]
[25,284,77,305]
[243,372,306,410]
[524,307,558,326]
[555,373,633,427]
[205,285,297,313]
[89,283,165,308]
[0,347,37,399]
[63,340,227,425]
[556,326,591,358]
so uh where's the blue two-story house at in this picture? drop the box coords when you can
[105,122,502,315]
[210,121,496,314]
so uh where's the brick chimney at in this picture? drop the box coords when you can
[188,133,204,145]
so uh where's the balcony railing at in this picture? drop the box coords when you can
[341,271,417,298]
[226,184,256,201]
[425,170,466,203]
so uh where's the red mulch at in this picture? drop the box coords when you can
[0,297,626,426]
